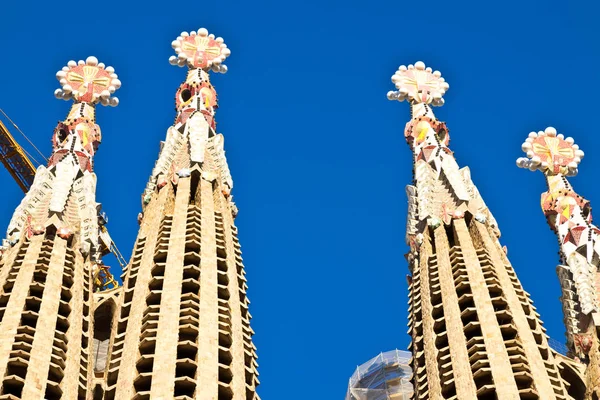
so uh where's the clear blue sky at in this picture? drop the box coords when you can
[1,1,600,398]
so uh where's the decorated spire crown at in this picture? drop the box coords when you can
[516,127,584,176]
[54,56,121,107]
[169,28,231,73]
[387,61,449,106]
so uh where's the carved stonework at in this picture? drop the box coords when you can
[145,30,234,207]
[575,333,595,355]
[518,128,600,329]
[5,57,120,258]
[390,62,571,400]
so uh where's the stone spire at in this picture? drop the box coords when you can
[387,62,499,244]
[0,56,120,399]
[518,127,600,397]
[390,62,578,399]
[142,28,232,204]
[104,28,260,400]
[4,56,121,257]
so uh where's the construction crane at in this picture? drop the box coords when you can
[0,118,36,192]
[0,109,124,290]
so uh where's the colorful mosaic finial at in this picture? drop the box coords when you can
[388,61,500,251]
[517,127,599,356]
[54,56,121,106]
[142,29,234,212]
[516,127,584,177]
[169,28,231,73]
[387,61,449,106]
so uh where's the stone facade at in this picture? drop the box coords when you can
[103,167,259,400]
[0,32,259,400]
[0,234,94,399]
[4,33,600,400]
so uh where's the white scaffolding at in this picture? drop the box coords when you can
[346,349,413,400]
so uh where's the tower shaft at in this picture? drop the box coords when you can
[389,62,572,399]
[409,218,568,399]
[0,56,121,399]
[0,235,93,399]
[107,151,258,400]
[105,30,259,399]
[517,127,600,399]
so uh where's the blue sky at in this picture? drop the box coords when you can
[1,0,600,398]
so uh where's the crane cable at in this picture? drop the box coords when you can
[0,108,48,165]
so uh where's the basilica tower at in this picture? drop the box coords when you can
[104,29,260,400]
[388,62,576,399]
[517,127,600,399]
[0,56,121,399]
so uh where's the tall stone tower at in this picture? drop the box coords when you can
[387,62,578,399]
[517,127,600,399]
[104,28,260,400]
[0,56,121,399]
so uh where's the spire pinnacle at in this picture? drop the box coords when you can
[6,56,122,256]
[387,61,449,106]
[54,56,121,107]
[517,127,599,328]
[516,127,584,176]
[169,28,231,73]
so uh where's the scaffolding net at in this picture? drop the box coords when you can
[346,349,413,400]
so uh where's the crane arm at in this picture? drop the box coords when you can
[0,120,36,193]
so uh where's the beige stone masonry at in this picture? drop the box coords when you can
[111,186,172,399]
[433,225,478,399]
[0,236,26,293]
[584,319,600,399]
[413,231,443,398]
[221,190,248,399]
[106,141,259,399]
[470,221,567,399]
[195,177,220,399]
[150,177,190,397]
[453,218,520,399]
[62,246,90,399]
[20,237,66,399]
[0,235,44,386]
